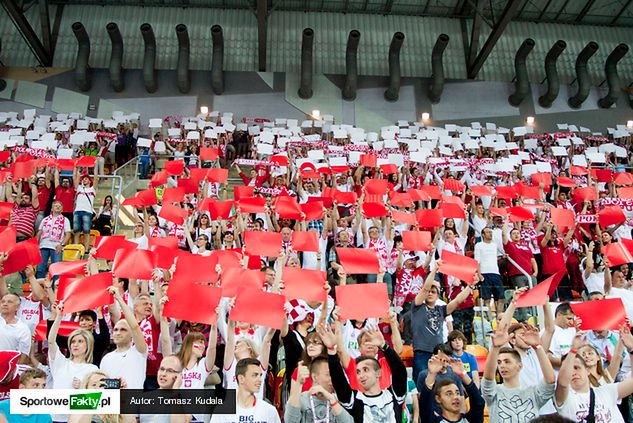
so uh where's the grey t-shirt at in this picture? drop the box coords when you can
[481,378,555,423]
[284,392,354,423]
[411,303,447,352]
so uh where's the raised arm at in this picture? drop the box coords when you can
[555,333,584,407]
[108,286,148,354]
[414,262,439,306]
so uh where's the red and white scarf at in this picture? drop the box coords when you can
[40,214,66,244]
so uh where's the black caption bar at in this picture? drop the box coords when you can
[120,389,236,415]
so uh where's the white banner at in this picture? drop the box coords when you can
[11,389,120,415]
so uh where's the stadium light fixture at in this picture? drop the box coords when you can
[627,120,633,129]
[311,109,321,119]
[421,112,430,121]
[526,116,535,125]
[200,106,209,115]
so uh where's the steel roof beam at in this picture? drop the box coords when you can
[257,0,267,71]
[611,0,633,25]
[1,0,52,66]
[575,0,597,23]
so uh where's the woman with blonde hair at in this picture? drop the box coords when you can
[577,343,622,387]
[68,372,134,423]
[48,301,99,422]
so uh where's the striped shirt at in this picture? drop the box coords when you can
[10,203,38,237]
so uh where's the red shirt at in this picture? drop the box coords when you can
[37,186,51,212]
[55,186,76,213]
[538,235,566,275]
[139,315,162,376]
[504,241,534,276]
[10,203,38,237]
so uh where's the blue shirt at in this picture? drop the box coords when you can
[452,351,479,379]
[0,399,52,423]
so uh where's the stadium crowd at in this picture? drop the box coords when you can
[1,109,633,422]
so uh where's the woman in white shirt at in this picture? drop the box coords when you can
[578,344,620,387]
[48,301,99,422]
[185,231,212,255]
[555,329,633,422]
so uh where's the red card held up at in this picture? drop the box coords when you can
[149,236,179,250]
[164,160,185,176]
[470,185,493,197]
[442,178,465,192]
[515,271,565,307]
[364,179,389,196]
[380,164,398,175]
[173,253,216,283]
[275,196,302,219]
[234,185,255,200]
[557,177,577,188]
[301,201,324,221]
[409,189,431,202]
[495,185,517,200]
[209,200,234,220]
[0,203,12,220]
[161,187,185,203]
[336,284,390,320]
[571,298,627,330]
[270,155,289,167]
[150,245,182,269]
[94,235,137,260]
[490,207,508,218]
[549,208,575,229]
[3,238,42,275]
[112,249,156,280]
[614,172,633,186]
[178,178,199,195]
[389,192,413,208]
[292,231,319,252]
[336,248,380,274]
[570,166,587,176]
[590,169,613,183]
[163,279,222,325]
[416,209,443,228]
[334,190,357,204]
[282,267,327,302]
[48,260,87,277]
[391,209,416,226]
[363,202,388,218]
[158,203,187,225]
[61,272,114,314]
[439,250,478,285]
[229,287,286,329]
[531,172,552,187]
[244,231,282,257]
[200,147,219,161]
[210,249,243,270]
[75,156,98,168]
[35,320,80,341]
[598,205,626,228]
[420,185,442,200]
[402,231,432,252]
[12,160,35,179]
[238,196,266,214]
[508,206,534,222]
[602,242,633,267]
[207,168,229,183]
[440,202,465,219]
[619,187,633,199]
[360,154,377,168]
[573,186,598,202]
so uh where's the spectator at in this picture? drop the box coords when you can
[6,180,39,242]
[35,200,71,279]
[72,168,98,252]
[475,227,505,321]
[0,292,31,355]
[0,367,50,423]
[53,170,75,226]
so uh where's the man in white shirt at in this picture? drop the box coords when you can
[474,228,504,321]
[604,261,633,321]
[35,200,71,278]
[100,286,148,389]
[0,294,31,356]
[72,168,98,252]
[210,358,281,423]
[546,303,577,370]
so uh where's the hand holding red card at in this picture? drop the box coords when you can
[229,288,286,330]
[61,272,114,313]
[282,268,327,302]
[48,260,87,277]
[113,249,156,280]
[94,235,137,260]
[439,250,478,285]
[292,231,319,252]
[402,231,432,252]
[336,248,380,274]
[3,238,42,275]
[163,279,222,325]
[598,205,626,228]
[515,271,565,307]
[244,231,282,257]
[158,203,187,225]
[602,242,633,267]
[220,267,266,297]
[571,298,627,330]
[336,284,389,320]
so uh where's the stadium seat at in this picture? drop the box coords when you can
[89,229,100,246]
[465,344,488,373]
[63,244,85,261]
[400,344,413,368]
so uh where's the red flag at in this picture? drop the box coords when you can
[439,250,478,285]
[391,209,416,226]
[208,200,234,220]
[61,272,114,313]
[0,227,16,254]
[573,186,598,202]
[508,206,534,222]
[161,187,185,203]
[440,202,465,219]
[238,197,266,213]
[164,279,222,325]
[363,202,388,218]
[274,196,302,219]
[571,298,627,330]
[549,208,575,228]
[360,154,377,168]
[112,249,156,280]
[301,201,324,221]
[94,236,137,260]
[48,260,87,277]
[336,248,380,274]
[598,206,626,228]
[229,288,286,329]
[282,268,327,302]
[158,203,187,225]
[556,177,577,188]
[75,156,98,168]
[420,185,442,200]
[416,209,443,228]
[220,267,266,297]
[164,160,185,176]
[516,271,565,307]
[244,231,282,257]
[402,231,432,252]
[603,242,633,267]
[207,168,229,183]
[234,186,255,200]
[3,238,41,275]
[35,320,79,341]
[292,231,319,252]
[200,147,219,161]
[470,185,493,197]
[336,284,390,320]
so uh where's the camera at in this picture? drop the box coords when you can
[100,378,121,389]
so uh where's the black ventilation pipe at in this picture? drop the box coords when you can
[384,32,405,102]
[428,33,450,104]
[106,22,124,92]
[176,24,190,94]
[568,41,599,109]
[0,39,5,92]
[342,30,361,101]
[298,28,314,99]
[71,22,91,92]
[140,23,157,93]
[211,25,224,95]
[598,43,629,108]
[508,38,536,107]
[538,40,567,108]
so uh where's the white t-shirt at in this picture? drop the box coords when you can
[607,287,633,321]
[0,315,31,354]
[38,214,71,249]
[49,353,98,422]
[209,399,281,423]
[181,359,211,390]
[100,346,148,389]
[223,360,267,400]
[556,382,624,423]
[301,236,329,271]
[474,241,500,274]
[74,185,96,213]
[18,296,51,333]
[548,326,576,360]
[130,234,149,250]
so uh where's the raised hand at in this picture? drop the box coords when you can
[619,325,633,351]
[316,323,337,349]
[427,355,444,375]
[512,287,529,302]
[449,358,466,376]
[491,328,510,348]
[296,361,310,385]
[518,325,541,347]
[364,326,386,348]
